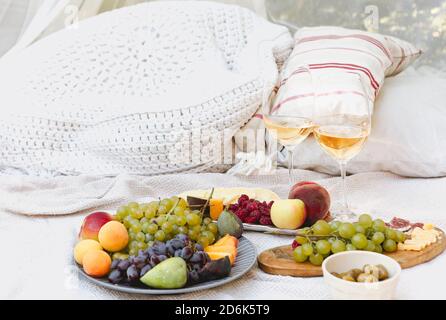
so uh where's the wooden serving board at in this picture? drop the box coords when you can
[258,229,446,277]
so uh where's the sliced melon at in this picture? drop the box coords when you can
[206,251,235,265]
[205,245,237,258]
[214,234,239,247]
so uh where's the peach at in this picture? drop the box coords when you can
[82,250,111,277]
[73,239,102,265]
[79,212,114,241]
[270,199,306,229]
[98,221,129,252]
[289,182,331,226]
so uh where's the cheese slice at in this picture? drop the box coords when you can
[404,239,435,246]
[423,223,434,230]
[398,243,425,251]
[411,233,437,241]
[399,226,440,251]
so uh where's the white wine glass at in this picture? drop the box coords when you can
[313,72,372,221]
[262,65,314,186]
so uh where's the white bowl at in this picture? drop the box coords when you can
[322,251,401,300]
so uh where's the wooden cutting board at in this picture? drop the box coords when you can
[258,229,446,277]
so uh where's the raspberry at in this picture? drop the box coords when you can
[233,196,272,225]
[229,204,238,212]
[236,209,249,220]
[259,216,272,226]
[238,194,250,204]
[259,206,270,216]
[246,202,258,212]
[244,215,258,224]
[252,209,262,217]
[291,240,300,249]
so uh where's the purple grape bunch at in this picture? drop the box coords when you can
[108,234,210,285]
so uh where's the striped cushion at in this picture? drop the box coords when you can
[272,26,422,115]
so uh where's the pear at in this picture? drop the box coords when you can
[140,257,187,289]
[217,210,244,239]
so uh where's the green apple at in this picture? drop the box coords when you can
[270,199,306,229]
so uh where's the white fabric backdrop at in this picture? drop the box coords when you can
[0,0,266,57]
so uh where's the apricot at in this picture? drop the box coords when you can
[83,250,111,277]
[289,182,331,226]
[74,239,102,265]
[98,221,129,252]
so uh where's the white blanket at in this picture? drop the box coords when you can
[1,169,445,299]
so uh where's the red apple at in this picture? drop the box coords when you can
[79,212,114,241]
[289,182,330,226]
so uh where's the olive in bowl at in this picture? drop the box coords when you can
[322,251,401,300]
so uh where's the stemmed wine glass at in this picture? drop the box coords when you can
[262,65,314,186]
[312,72,372,221]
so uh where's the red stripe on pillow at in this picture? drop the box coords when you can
[281,69,310,85]
[297,34,392,61]
[271,90,366,113]
[309,63,379,93]
[271,93,315,113]
[289,47,387,68]
[281,63,379,95]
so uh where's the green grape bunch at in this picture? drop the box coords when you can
[114,196,219,256]
[292,214,407,266]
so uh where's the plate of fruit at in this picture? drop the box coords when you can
[177,182,331,235]
[73,195,257,294]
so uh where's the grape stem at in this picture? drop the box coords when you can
[156,198,161,216]
[167,198,181,216]
[297,232,340,241]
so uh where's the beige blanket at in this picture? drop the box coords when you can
[1,169,445,299]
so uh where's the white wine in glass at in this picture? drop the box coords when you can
[313,74,372,221]
[313,117,370,162]
[262,65,314,186]
[264,115,313,185]
[264,115,314,148]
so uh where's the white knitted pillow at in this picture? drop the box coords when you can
[0,1,292,176]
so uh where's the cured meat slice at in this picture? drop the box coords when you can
[387,217,424,231]
[388,217,411,228]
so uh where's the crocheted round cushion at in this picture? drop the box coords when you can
[0,1,292,176]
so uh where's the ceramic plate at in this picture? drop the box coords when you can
[77,236,257,295]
